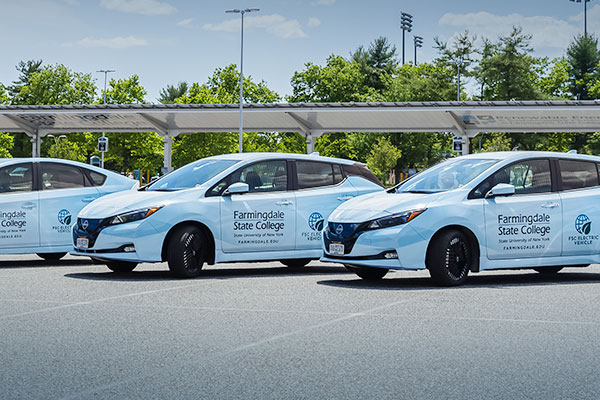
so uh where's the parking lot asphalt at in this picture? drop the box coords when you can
[1,254,600,400]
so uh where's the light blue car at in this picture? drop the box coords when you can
[72,153,383,277]
[322,151,600,286]
[0,158,137,260]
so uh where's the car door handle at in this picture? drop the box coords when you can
[337,195,354,201]
[276,200,294,206]
[21,202,36,210]
[82,197,98,203]
[541,202,560,209]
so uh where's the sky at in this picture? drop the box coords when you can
[0,0,599,103]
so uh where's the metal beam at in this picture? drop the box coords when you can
[445,111,467,136]
[138,113,169,135]
[4,114,36,135]
[285,112,313,135]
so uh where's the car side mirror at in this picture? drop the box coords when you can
[486,183,515,198]
[223,182,249,196]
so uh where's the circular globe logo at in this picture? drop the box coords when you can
[575,214,591,235]
[57,209,72,226]
[308,212,324,231]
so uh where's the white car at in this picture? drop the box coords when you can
[0,158,137,260]
[322,151,600,286]
[72,153,383,277]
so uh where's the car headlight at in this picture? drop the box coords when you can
[108,207,162,226]
[367,209,426,230]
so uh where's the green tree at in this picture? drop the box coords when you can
[0,84,8,104]
[480,132,512,152]
[478,26,543,100]
[351,37,398,91]
[538,57,571,99]
[384,62,457,101]
[99,75,164,173]
[566,35,600,100]
[47,136,86,162]
[8,59,43,99]
[434,30,477,100]
[173,65,283,167]
[158,81,189,103]
[0,132,14,157]
[366,137,402,184]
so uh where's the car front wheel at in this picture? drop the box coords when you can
[427,229,472,286]
[167,225,207,278]
[345,265,389,280]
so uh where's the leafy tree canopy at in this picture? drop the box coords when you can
[158,81,188,104]
[566,34,600,100]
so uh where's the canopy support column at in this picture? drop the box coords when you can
[30,130,42,158]
[161,131,177,174]
[305,130,324,154]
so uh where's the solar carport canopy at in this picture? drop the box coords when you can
[1,100,599,171]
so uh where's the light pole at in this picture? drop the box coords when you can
[226,7,260,153]
[570,0,594,36]
[413,36,423,65]
[47,134,67,158]
[400,12,413,65]
[454,56,464,101]
[97,69,115,168]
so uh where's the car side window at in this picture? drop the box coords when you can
[490,159,552,195]
[85,170,107,186]
[41,163,86,190]
[211,160,288,195]
[559,160,599,190]
[333,164,343,184]
[297,161,335,189]
[0,163,33,193]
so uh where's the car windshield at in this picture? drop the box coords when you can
[396,157,498,193]
[147,159,239,192]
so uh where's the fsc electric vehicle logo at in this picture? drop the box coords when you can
[308,212,324,232]
[52,209,72,233]
[569,214,598,246]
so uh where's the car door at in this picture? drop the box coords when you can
[38,162,101,247]
[219,160,296,253]
[293,161,357,250]
[557,159,600,256]
[483,159,562,259]
[0,162,39,250]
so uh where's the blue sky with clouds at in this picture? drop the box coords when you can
[0,0,599,103]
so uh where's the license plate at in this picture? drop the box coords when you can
[329,243,344,256]
[76,237,89,249]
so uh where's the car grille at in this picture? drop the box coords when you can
[323,222,367,255]
[72,217,110,248]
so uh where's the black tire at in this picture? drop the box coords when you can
[345,264,389,280]
[105,261,137,273]
[37,252,67,261]
[427,229,472,286]
[281,259,311,269]
[167,225,207,278]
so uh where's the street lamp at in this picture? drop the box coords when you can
[413,36,423,65]
[570,0,594,37]
[97,69,115,168]
[47,135,67,158]
[226,7,260,153]
[400,12,413,65]
[454,55,464,101]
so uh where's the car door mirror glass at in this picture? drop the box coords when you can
[486,183,515,198]
[224,182,249,196]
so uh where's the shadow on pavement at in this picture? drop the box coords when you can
[0,259,93,269]
[65,264,349,282]
[318,270,600,291]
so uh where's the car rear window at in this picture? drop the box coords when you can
[296,161,336,189]
[86,170,107,186]
[559,159,599,190]
[41,163,86,190]
[342,163,383,187]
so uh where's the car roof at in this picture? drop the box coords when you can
[205,152,358,165]
[0,157,132,178]
[460,151,600,163]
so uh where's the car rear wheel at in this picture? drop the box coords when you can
[106,261,137,273]
[167,225,207,278]
[345,265,389,280]
[37,252,67,261]
[427,229,472,286]
[281,259,311,269]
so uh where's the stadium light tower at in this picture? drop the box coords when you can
[414,36,423,65]
[225,7,260,153]
[400,12,413,65]
[570,0,594,37]
[454,55,464,101]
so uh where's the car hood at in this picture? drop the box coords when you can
[78,190,187,218]
[329,190,441,223]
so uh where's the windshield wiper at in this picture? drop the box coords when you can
[399,190,439,194]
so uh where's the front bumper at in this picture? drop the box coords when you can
[321,221,428,270]
[71,217,164,262]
